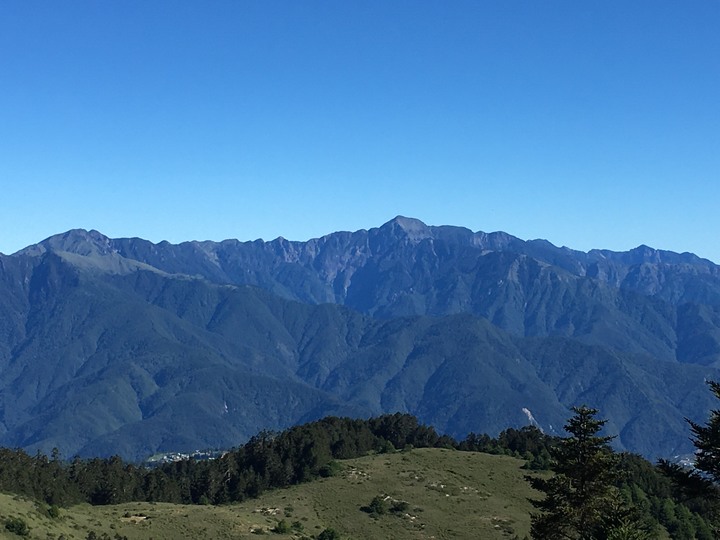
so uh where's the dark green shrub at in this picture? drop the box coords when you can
[390,500,409,513]
[361,495,388,515]
[378,440,396,454]
[272,519,290,534]
[318,461,341,477]
[4,517,29,536]
[317,528,340,540]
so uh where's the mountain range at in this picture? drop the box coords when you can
[1,216,719,461]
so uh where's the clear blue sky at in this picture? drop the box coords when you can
[1,1,719,262]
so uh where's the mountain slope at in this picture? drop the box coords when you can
[2,218,720,460]
[22,217,720,366]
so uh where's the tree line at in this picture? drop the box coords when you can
[0,414,454,507]
[1,386,719,539]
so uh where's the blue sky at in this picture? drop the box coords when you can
[1,1,719,262]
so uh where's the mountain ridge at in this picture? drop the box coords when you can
[1,217,720,460]
[16,215,717,265]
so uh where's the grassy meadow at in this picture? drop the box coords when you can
[1,448,541,540]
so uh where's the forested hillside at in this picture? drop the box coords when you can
[1,217,720,460]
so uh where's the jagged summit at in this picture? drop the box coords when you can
[8,218,717,283]
[8,219,717,278]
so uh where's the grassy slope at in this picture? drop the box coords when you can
[0,449,541,540]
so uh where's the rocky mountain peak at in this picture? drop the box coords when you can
[379,216,432,242]
[628,244,662,263]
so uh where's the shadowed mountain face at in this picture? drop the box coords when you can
[1,217,719,461]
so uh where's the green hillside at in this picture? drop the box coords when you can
[0,448,542,540]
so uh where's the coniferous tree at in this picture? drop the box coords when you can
[659,380,720,532]
[688,381,720,485]
[527,405,646,539]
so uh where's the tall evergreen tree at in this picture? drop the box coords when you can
[659,380,720,532]
[527,405,645,539]
[688,380,720,485]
